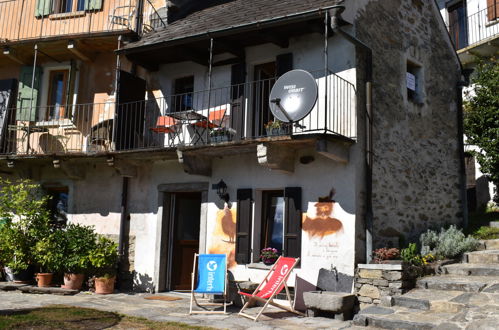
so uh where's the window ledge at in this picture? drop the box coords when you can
[485,19,499,28]
[247,263,273,270]
[49,11,86,20]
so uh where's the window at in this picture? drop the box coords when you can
[45,187,69,228]
[235,187,302,265]
[46,69,69,120]
[52,0,92,13]
[172,76,194,112]
[261,191,285,253]
[447,1,468,49]
[406,61,423,104]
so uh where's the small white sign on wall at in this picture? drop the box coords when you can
[406,72,416,91]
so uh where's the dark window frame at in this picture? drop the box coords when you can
[172,76,194,112]
[260,190,285,254]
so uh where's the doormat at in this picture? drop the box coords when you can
[144,295,183,301]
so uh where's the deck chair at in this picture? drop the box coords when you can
[189,254,229,314]
[238,256,303,321]
[191,108,226,144]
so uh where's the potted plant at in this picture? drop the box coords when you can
[265,120,289,136]
[89,236,119,294]
[61,223,97,290]
[260,247,279,265]
[372,247,400,264]
[210,127,235,143]
[33,231,65,287]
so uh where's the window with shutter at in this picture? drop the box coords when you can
[235,189,253,264]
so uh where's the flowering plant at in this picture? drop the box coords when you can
[373,247,400,264]
[260,247,279,264]
[264,120,282,130]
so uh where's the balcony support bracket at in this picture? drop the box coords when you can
[257,143,295,174]
[110,160,138,178]
[177,150,212,176]
[67,41,92,62]
[316,139,349,163]
[57,160,85,180]
[2,47,28,65]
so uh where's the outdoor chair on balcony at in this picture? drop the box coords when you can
[190,108,226,144]
[108,6,136,30]
[150,115,181,147]
[238,256,303,321]
[189,254,229,315]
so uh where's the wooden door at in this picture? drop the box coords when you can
[252,62,276,137]
[170,192,201,290]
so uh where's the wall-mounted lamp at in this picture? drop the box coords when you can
[7,160,14,168]
[212,179,230,203]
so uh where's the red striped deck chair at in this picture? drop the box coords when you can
[238,256,303,321]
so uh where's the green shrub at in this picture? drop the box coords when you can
[401,243,422,265]
[34,231,66,273]
[420,225,480,259]
[89,236,119,278]
[62,224,98,274]
[472,226,499,240]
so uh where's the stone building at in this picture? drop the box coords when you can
[0,0,464,292]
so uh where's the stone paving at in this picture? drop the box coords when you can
[0,290,361,329]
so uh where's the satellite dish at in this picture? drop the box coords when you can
[269,69,318,123]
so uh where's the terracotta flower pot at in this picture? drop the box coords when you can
[36,273,53,287]
[94,276,116,294]
[62,273,85,290]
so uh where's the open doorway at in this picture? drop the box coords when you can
[252,62,276,137]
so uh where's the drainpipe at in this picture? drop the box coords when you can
[329,5,374,263]
[117,176,129,288]
[457,70,471,229]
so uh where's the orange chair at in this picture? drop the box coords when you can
[150,116,180,146]
[193,109,226,129]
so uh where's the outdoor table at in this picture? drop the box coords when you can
[169,110,209,144]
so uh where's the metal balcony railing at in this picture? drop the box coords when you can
[0,70,356,156]
[448,4,499,50]
[0,0,164,42]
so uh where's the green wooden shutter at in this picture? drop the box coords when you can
[85,0,103,11]
[16,66,41,122]
[276,53,293,77]
[283,187,302,258]
[35,0,52,17]
[235,189,253,264]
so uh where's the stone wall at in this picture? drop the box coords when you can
[355,0,465,248]
[354,264,417,307]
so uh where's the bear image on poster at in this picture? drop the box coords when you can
[302,189,343,238]
[208,205,237,269]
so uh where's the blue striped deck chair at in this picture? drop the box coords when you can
[189,253,229,314]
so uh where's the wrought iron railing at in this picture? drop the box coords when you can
[0,70,356,156]
[447,4,499,50]
[0,0,163,42]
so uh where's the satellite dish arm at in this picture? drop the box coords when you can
[270,98,293,122]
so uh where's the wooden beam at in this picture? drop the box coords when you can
[213,57,241,67]
[126,54,159,71]
[67,40,91,62]
[2,47,27,65]
[181,46,209,66]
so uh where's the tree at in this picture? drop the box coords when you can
[464,58,499,203]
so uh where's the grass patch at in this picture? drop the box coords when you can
[0,305,213,330]
[472,226,499,240]
[467,209,499,240]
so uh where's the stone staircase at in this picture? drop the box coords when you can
[353,239,499,329]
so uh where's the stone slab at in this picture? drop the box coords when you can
[483,239,499,250]
[489,222,499,228]
[358,284,380,299]
[465,250,499,264]
[18,286,79,295]
[0,282,29,291]
[357,264,403,271]
[316,269,353,292]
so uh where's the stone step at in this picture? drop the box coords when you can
[0,282,29,291]
[464,250,499,264]
[483,239,499,250]
[353,305,453,329]
[416,275,499,292]
[442,263,499,276]
[17,285,79,295]
[390,289,464,311]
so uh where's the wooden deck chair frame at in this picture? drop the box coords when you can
[189,253,230,315]
[238,256,304,321]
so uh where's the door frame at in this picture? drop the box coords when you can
[154,182,209,292]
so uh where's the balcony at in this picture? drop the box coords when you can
[447,4,499,64]
[0,0,164,43]
[0,70,356,158]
